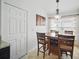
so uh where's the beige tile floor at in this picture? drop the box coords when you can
[27,46,79,59]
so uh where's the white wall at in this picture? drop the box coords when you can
[36,8,48,33]
[28,8,48,52]
[1,0,48,52]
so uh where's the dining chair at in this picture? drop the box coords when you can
[36,32,48,59]
[64,30,73,55]
[58,34,75,59]
[64,30,73,35]
[50,30,59,36]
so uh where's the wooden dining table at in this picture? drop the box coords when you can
[45,32,58,55]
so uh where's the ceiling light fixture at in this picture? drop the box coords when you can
[55,0,61,19]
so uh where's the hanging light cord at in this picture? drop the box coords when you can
[56,0,59,15]
[55,0,61,20]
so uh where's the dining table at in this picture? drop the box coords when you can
[45,32,58,55]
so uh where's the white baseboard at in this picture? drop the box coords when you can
[74,40,79,46]
[28,47,37,54]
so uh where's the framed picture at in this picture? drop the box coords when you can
[36,14,45,26]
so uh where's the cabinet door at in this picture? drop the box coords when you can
[0,54,9,59]
[0,47,10,59]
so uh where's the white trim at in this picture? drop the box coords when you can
[3,2,27,11]
[28,47,37,55]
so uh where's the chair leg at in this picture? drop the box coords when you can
[43,52,45,59]
[48,44,50,56]
[37,44,39,56]
[60,51,62,56]
[43,44,45,59]
[71,52,73,59]
[66,52,68,56]
[48,49,50,56]
[58,50,61,59]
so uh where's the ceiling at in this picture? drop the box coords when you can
[21,0,79,16]
[44,0,79,16]
[29,0,79,16]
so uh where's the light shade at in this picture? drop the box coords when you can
[55,14,61,19]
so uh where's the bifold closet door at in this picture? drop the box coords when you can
[2,2,28,59]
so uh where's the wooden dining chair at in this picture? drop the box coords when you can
[50,30,59,36]
[58,34,75,59]
[64,30,73,55]
[36,32,48,59]
[64,30,73,35]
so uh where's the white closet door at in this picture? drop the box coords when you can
[10,40,17,59]
[2,2,28,59]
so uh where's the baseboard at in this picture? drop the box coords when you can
[74,41,79,47]
[19,53,27,59]
[75,44,79,47]
[28,47,37,54]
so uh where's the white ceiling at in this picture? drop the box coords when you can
[45,0,79,16]
[27,0,79,16]
[18,0,79,16]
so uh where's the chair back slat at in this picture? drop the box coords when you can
[50,30,59,36]
[37,33,45,37]
[64,31,73,35]
[58,34,75,49]
[37,32,45,40]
